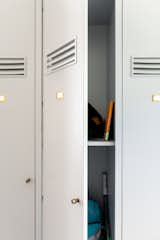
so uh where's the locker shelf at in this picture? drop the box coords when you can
[88,140,115,147]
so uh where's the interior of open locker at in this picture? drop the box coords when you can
[88,0,115,239]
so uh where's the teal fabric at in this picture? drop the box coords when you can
[88,223,101,238]
[88,200,101,224]
[88,200,101,238]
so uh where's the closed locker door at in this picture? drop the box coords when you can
[0,1,36,240]
[43,0,86,240]
[123,1,160,240]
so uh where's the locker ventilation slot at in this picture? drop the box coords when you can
[131,57,160,76]
[0,58,26,76]
[46,38,77,73]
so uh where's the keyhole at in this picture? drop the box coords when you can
[25,178,31,184]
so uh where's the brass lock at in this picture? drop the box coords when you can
[71,198,80,204]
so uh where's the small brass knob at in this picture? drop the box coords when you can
[71,198,80,204]
[25,178,31,184]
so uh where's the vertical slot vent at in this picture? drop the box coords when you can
[0,58,26,76]
[131,57,160,76]
[46,38,77,74]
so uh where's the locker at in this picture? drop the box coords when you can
[43,1,118,240]
[123,1,160,240]
[0,1,42,240]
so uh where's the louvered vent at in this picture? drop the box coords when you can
[46,38,77,74]
[131,57,160,76]
[0,58,26,76]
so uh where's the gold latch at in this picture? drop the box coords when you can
[152,94,160,102]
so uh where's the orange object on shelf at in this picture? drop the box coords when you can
[104,100,115,141]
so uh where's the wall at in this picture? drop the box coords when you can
[88,148,112,206]
[108,12,115,99]
[88,148,115,239]
[88,25,109,118]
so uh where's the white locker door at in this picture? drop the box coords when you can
[0,1,36,240]
[123,1,160,240]
[43,0,86,240]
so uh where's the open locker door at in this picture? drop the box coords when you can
[43,0,87,240]
[123,1,160,240]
